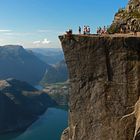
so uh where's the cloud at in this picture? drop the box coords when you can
[4,33,14,36]
[4,32,35,36]
[33,40,41,44]
[0,29,12,32]
[42,38,50,44]
[33,38,51,45]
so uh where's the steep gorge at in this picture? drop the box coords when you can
[59,35,140,140]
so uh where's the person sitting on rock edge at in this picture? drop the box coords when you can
[66,29,73,39]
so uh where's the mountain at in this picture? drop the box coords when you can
[109,0,140,33]
[0,78,56,134]
[0,45,47,85]
[41,60,68,84]
[28,48,64,65]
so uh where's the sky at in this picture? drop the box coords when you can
[0,0,128,48]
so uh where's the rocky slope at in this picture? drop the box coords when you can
[0,78,56,134]
[41,60,68,84]
[0,45,47,85]
[109,0,140,33]
[59,35,140,140]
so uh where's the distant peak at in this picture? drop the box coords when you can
[2,45,23,48]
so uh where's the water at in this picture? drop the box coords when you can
[34,85,43,90]
[0,107,68,140]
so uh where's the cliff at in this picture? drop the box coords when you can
[59,34,140,140]
[0,78,56,134]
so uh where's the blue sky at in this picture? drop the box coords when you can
[0,0,128,48]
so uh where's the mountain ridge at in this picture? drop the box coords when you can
[0,78,56,134]
[41,60,68,84]
[0,45,47,85]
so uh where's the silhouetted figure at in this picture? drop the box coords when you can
[79,26,81,34]
[103,26,107,34]
[97,27,102,35]
[66,29,73,39]
[97,27,100,35]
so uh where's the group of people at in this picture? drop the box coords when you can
[96,26,108,35]
[66,24,138,37]
[66,25,109,36]
[78,25,108,35]
[79,26,91,35]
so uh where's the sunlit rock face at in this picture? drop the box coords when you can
[59,35,140,140]
[109,0,140,33]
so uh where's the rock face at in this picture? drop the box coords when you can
[0,45,47,85]
[59,35,140,140]
[109,0,140,33]
[0,78,56,134]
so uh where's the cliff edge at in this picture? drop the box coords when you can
[59,34,140,140]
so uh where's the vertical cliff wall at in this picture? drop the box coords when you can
[59,35,140,140]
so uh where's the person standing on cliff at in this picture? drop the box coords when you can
[83,25,87,35]
[87,26,90,34]
[103,26,107,34]
[97,27,102,35]
[79,26,81,34]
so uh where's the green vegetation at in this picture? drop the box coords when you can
[118,8,125,14]
[115,7,125,16]
[43,82,69,106]
[107,24,119,34]
[44,82,69,88]
[130,10,140,18]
